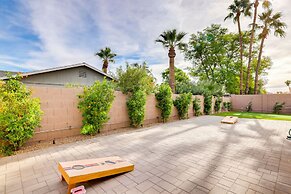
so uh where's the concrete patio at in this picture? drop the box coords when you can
[1,116,291,194]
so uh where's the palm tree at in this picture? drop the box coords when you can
[225,0,252,95]
[254,9,287,94]
[245,0,271,94]
[155,29,187,93]
[95,47,117,74]
[285,80,291,93]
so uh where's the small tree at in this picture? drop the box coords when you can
[155,84,173,122]
[193,97,202,116]
[173,93,192,119]
[116,62,155,95]
[0,76,42,155]
[78,79,115,135]
[127,90,146,127]
[214,96,222,113]
[204,95,213,115]
[245,101,253,112]
[117,63,155,127]
[273,102,285,114]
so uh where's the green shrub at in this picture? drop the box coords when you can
[0,77,42,155]
[273,102,285,114]
[116,62,155,95]
[173,93,192,119]
[127,90,146,127]
[223,102,232,111]
[245,101,252,112]
[193,97,202,116]
[155,84,173,122]
[214,96,222,113]
[78,79,115,135]
[204,95,212,115]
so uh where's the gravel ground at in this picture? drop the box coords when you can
[8,122,163,156]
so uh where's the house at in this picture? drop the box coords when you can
[0,62,114,86]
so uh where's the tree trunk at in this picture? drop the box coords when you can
[102,60,108,74]
[168,47,176,93]
[245,0,259,94]
[237,14,244,95]
[254,35,266,94]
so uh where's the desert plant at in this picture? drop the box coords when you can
[155,84,173,122]
[214,96,223,112]
[193,97,202,116]
[204,95,213,115]
[273,102,285,114]
[0,76,42,155]
[127,90,146,127]
[245,101,253,112]
[78,79,115,135]
[173,93,192,119]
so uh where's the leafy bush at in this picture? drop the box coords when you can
[177,80,224,96]
[245,102,252,112]
[223,102,232,111]
[273,102,285,114]
[173,93,192,119]
[116,62,155,95]
[204,95,212,115]
[127,90,146,127]
[0,77,42,155]
[155,84,173,122]
[193,97,202,116]
[214,97,222,113]
[78,79,115,135]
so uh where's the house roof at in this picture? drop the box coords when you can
[0,62,114,80]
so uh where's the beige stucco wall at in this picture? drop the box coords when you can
[231,94,291,114]
[29,86,205,142]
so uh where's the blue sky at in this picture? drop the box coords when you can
[0,0,290,93]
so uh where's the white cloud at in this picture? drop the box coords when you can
[2,0,290,93]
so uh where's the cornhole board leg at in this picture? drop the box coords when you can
[67,184,76,194]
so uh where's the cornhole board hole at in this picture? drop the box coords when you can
[58,156,134,194]
[221,116,238,124]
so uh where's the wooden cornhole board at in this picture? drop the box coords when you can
[58,156,134,194]
[221,116,238,124]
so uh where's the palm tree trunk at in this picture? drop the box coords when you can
[168,47,176,93]
[245,0,259,94]
[237,14,244,95]
[254,35,265,94]
[102,60,108,74]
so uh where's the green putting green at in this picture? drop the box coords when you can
[214,111,291,121]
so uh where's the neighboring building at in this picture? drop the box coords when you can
[0,62,114,86]
[0,70,18,78]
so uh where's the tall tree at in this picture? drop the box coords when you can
[225,0,252,94]
[95,47,117,74]
[155,29,187,93]
[254,9,286,94]
[245,0,271,94]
